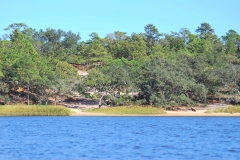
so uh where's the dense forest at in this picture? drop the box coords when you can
[0,22,240,107]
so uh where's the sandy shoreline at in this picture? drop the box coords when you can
[70,108,240,117]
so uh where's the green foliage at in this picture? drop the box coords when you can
[161,31,185,53]
[104,31,129,59]
[85,68,111,91]
[144,24,161,55]
[1,22,240,107]
[137,58,207,106]
[196,22,215,40]
[129,33,148,60]
[186,52,225,93]
[31,27,81,63]
[173,94,195,106]
[218,64,240,98]
[55,60,78,79]
[78,33,112,68]
[84,62,135,107]
[102,64,132,91]
[222,30,240,56]
[0,82,9,104]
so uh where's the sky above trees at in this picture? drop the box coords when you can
[1,0,239,41]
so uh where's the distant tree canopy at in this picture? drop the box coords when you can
[1,22,240,106]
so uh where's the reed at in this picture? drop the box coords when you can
[205,106,240,114]
[84,106,166,115]
[0,105,71,116]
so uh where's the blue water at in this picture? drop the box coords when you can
[0,117,240,160]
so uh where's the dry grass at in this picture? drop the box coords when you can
[205,106,240,114]
[0,105,71,116]
[84,106,166,115]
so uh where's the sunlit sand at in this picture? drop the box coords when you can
[70,108,240,117]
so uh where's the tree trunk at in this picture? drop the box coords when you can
[27,81,30,105]
[54,97,57,106]
[98,94,105,108]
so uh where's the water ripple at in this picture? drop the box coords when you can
[0,117,240,159]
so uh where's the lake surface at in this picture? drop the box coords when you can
[0,116,240,160]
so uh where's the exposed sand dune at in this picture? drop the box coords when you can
[78,70,88,76]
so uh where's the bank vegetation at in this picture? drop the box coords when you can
[1,23,240,109]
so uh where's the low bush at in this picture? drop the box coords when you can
[205,106,240,113]
[84,106,166,115]
[0,105,71,116]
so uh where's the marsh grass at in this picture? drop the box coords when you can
[0,105,71,116]
[84,106,166,115]
[205,106,240,114]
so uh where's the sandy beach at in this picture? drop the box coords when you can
[61,97,240,116]
[69,108,240,117]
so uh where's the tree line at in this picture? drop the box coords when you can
[0,22,240,107]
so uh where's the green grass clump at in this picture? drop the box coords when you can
[205,106,240,114]
[84,106,166,115]
[0,105,71,116]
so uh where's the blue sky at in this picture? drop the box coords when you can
[1,0,239,41]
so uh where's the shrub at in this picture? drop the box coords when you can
[84,106,166,115]
[206,106,240,113]
[0,105,71,116]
